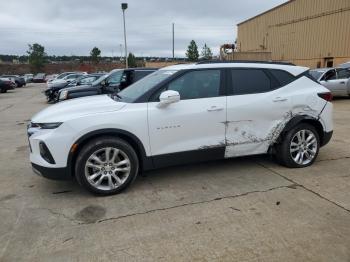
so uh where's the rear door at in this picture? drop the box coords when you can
[335,68,350,95]
[147,69,227,166]
[225,68,294,157]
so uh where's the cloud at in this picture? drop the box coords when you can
[0,0,286,57]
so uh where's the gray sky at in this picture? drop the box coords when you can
[0,0,286,57]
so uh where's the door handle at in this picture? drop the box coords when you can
[273,97,288,102]
[340,81,345,84]
[207,106,224,112]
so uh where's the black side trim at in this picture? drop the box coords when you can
[152,147,225,169]
[321,131,333,147]
[32,163,71,181]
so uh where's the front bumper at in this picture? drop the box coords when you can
[32,163,71,180]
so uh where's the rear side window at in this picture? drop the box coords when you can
[133,71,153,82]
[231,69,271,95]
[268,69,295,87]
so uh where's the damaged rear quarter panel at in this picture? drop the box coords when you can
[224,77,327,158]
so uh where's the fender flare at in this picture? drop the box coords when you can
[276,114,325,144]
[66,128,153,177]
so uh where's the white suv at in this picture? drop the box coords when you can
[28,62,333,195]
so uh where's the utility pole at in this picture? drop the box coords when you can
[172,23,175,61]
[121,3,128,68]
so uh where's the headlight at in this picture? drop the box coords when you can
[59,90,68,100]
[29,122,63,129]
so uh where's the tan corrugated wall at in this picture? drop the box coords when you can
[237,0,350,68]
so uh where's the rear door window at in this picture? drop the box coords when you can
[231,69,271,95]
[336,69,350,79]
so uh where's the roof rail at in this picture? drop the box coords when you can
[196,60,295,66]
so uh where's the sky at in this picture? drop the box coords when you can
[0,0,286,57]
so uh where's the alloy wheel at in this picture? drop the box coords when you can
[290,129,318,165]
[84,147,131,191]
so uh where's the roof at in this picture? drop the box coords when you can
[160,62,308,76]
[237,0,294,26]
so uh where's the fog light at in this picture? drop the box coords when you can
[39,142,55,164]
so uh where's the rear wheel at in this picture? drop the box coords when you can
[1,88,7,93]
[75,137,139,195]
[275,123,320,168]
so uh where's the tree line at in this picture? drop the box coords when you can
[8,41,213,72]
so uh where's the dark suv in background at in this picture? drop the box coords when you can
[1,75,26,87]
[58,68,157,102]
[0,78,16,93]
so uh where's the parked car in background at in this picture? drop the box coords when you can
[45,74,58,82]
[58,68,157,102]
[23,74,34,83]
[44,73,105,103]
[339,61,350,69]
[47,71,87,84]
[28,62,333,195]
[1,75,26,87]
[47,73,86,88]
[0,78,16,93]
[32,73,46,83]
[310,68,350,97]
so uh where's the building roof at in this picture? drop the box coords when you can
[237,0,294,26]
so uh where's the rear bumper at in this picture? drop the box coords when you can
[321,131,333,147]
[31,163,71,180]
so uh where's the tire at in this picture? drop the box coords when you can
[75,136,139,195]
[1,88,7,93]
[275,123,320,168]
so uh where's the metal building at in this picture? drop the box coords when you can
[236,0,350,68]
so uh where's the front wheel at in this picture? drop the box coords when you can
[75,137,139,195]
[0,88,6,93]
[275,124,320,168]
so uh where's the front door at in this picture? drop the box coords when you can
[147,69,226,166]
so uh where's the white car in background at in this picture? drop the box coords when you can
[28,61,333,195]
[47,73,86,88]
[310,67,350,97]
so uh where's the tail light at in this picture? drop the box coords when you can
[318,92,332,102]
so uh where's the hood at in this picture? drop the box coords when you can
[48,79,67,88]
[61,84,97,93]
[50,81,69,90]
[31,95,126,123]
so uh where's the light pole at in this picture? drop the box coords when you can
[121,3,128,68]
[172,23,175,61]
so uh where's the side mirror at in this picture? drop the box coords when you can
[158,90,180,107]
[101,80,108,87]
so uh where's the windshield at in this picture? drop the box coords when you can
[118,70,177,102]
[309,70,324,80]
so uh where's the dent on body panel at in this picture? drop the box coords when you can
[223,107,321,158]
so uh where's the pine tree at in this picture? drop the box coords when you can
[186,40,199,61]
[201,44,213,60]
[127,53,137,68]
[90,47,101,64]
[27,43,47,73]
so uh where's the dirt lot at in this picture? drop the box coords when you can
[0,84,349,262]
